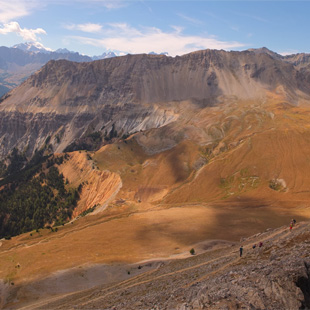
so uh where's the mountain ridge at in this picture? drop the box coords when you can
[1,44,310,99]
[1,48,310,160]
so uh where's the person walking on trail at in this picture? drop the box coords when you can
[290,222,293,232]
[240,246,243,257]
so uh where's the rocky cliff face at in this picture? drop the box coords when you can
[1,49,310,159]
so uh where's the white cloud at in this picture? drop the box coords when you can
[0,0,126,23]
[105,23,143,36]
[67,24,245,56]
[0,0,43,23]
[64,23,103,33]
[279,50,299,56]
[0,21,46,42]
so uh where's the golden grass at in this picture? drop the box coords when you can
[2,95,310,285]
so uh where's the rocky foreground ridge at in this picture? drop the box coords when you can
[10,221,310,310]
[1,48,310,159]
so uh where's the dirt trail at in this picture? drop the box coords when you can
[4,221,309,310]
[15,248,236,310]
[76,226,310,307]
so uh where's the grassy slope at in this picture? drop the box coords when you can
[1,95,310,287]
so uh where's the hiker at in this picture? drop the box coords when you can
[290,223,293,232]
[293,219,296,225]
[240,246,243,257]
[259,242,263,247]
[252,244,256,249]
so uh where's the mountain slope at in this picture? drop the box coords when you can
[1,48,310,309]
[1,49,310,160]
[2,221,309,310]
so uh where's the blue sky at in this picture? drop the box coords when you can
[0,0,309,57]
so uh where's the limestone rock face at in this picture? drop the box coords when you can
[1,49,310,159]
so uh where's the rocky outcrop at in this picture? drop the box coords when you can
[0,105,176,159]
[57,151,122,216]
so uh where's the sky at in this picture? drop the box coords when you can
[0,0,309,57]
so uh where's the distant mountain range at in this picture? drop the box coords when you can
[12,42,118,58]
[0,42,170,97]
[0,44,89,97]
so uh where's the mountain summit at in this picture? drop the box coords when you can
[12,42,53,54]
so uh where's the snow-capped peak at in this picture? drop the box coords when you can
[12,42,53,54]
[92,51,118,60]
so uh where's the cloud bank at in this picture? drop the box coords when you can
[67,23,245,56]
[64,23,103,33]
